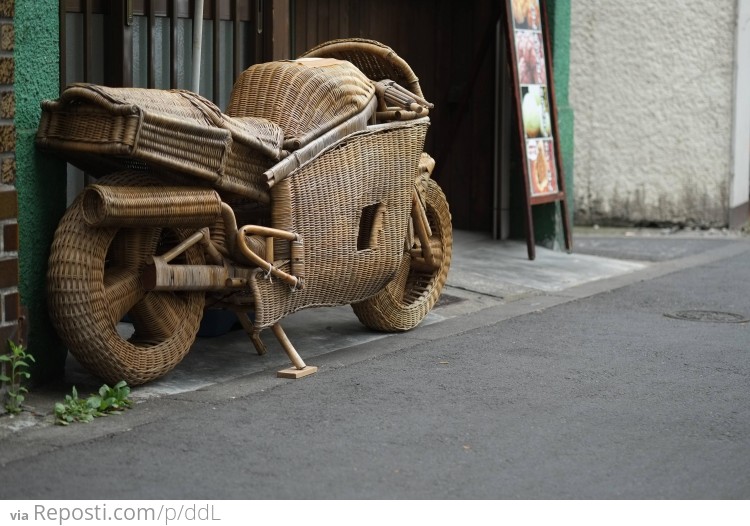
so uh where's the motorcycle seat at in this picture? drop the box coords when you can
[226,58,376,151]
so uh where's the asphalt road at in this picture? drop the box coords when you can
[1,239,749,500]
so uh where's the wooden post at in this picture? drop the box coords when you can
[268,0,290,61]
[104,0,134,87]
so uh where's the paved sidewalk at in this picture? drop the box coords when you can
[45,229,651,400]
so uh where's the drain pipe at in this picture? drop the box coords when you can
[192,0,205,93]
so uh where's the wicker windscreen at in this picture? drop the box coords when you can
[226,59,376,151]
[300,38,425,99]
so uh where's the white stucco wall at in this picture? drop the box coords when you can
[731,0,750,224]
[570,0,737,226]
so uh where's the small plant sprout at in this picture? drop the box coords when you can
[55,381,132,425]
[89,381,133,413]
[0,339,35,415]
[54,386,94,425]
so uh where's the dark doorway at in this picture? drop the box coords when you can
[290,0,510,233]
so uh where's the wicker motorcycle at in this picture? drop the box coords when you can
[37,39,452,385]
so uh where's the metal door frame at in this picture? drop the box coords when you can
[59,0,276,93]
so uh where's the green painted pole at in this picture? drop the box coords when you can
[16,0,67,381]
[535,0,574,249]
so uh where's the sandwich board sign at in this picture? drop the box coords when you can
[504,0,572,259]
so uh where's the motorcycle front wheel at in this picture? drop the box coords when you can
[47,172,205,385]
[352,177,452,332]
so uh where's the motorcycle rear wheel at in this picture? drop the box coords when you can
[47,172,205,385]
[352,177,452,332]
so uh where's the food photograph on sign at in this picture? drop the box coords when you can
[527,138,557,196]
[521,85,551,139]
[515,30,546,85]
[511,0,541,30]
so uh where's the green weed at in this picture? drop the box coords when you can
[55,381,132,425]
[0,340,35,415]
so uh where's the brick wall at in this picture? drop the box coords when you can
[0,0,19,351]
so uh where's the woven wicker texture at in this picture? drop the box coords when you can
[226,59,375,151]
[41,40,452,383]
[352,175,452,331]
[301,38,425,98]
[47,171,206,386]
[82,185,222,228]
[249,120,429,329]
[37,84,284,202]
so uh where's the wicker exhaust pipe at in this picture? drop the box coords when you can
[81,184,223,228]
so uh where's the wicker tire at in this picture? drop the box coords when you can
[353,177,452,331]
[47,172,205,386]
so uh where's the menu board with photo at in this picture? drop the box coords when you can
[504,0,571,258]
[511,0,556,198]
